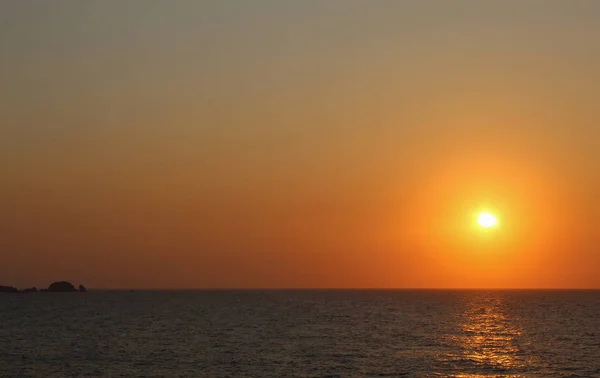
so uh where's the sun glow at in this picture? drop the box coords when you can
[477,212,498,228]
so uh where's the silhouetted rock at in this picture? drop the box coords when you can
[0,285,18,293]
[47,281,77,292]
[1,282,86,293]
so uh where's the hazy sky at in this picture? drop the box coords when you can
[2,1,600,288]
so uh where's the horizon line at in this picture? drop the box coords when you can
[85,287,600,291]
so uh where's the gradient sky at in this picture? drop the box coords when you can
[2,0,600,289]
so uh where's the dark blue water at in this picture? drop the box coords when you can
[1,290,599,377]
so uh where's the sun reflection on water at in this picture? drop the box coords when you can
[438,293,529,377]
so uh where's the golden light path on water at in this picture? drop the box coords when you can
[436,293,534,377]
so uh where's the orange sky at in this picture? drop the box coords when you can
[1,1,599,288]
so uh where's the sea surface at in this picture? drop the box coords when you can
[0,290,599,377]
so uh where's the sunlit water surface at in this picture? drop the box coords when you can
[1,290,599,377]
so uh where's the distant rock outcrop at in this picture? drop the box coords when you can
[47,281,77,292]
[0,285,18,293]
[1,282,87,293]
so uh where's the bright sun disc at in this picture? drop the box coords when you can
[477,212,497,228]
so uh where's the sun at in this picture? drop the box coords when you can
[477,212,498,228]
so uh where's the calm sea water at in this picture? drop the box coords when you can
[0,290,599,377]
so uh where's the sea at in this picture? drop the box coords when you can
[0,290,599,377]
